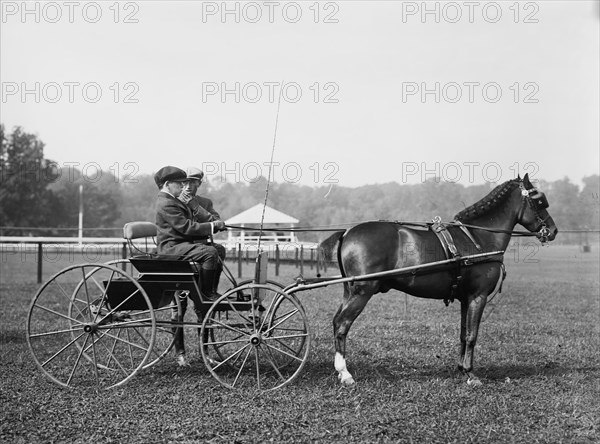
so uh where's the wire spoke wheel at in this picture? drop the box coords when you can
[200,284,310,391]
[104,259,179,368]
[27,263,156,389]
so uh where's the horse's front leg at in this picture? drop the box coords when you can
[333,282,373,385]
[459,293,488,385]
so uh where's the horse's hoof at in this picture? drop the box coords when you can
[467,376,482,386]
[340,375,355,385]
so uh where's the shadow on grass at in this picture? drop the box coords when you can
[482,362,599,380]
[0,329,26,345]
[307,355,598,385]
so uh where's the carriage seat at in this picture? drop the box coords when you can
[123,221,158,240]
[123,222,200,274]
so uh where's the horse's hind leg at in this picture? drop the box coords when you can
[459,294,488,385]
[458,300,467,373]
[333,282,374,385]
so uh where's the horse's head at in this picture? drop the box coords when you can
[515,174,558,243]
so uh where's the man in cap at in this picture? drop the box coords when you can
[179,166,226,287]
[154,165,226,366]
[172,167,228,365]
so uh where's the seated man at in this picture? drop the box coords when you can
[174,167,229,366]
[179,166,226,292]
[154,166,226,366]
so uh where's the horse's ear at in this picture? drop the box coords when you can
[517,174,521,180]
[523,173,530,184]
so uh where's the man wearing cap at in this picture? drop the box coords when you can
[154,165,226,298]
[170,167,227,365]
[155,166,227,366]
[179,166,227,288]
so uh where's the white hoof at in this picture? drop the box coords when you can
[467,376,482,386]
[340,375,355,385]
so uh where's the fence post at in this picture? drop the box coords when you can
[294,247,298,268]
[316,249,320,276]
[300,245,304,275]
[310,248,314,270]
[275,244,280,276]
[37,242,43,284]
[237,244,242,278]
[121,242,127,271]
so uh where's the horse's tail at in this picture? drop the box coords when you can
[318,230,346,276]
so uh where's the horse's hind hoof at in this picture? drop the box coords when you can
[339,375,355,385]
[467,376,482,386]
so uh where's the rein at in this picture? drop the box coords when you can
[225,221,540,237]
[225,180,551,242]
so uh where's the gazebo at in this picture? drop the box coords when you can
[224,203,299,246]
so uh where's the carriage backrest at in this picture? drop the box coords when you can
[123,222,158,256]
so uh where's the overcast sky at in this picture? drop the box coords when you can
[1,1,598,188]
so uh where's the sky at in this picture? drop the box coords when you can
[1,1,599,189]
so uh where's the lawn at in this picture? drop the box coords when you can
[1,244,598,443]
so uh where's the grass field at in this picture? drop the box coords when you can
[1,244,599,443]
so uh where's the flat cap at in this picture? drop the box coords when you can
[154,166,187,189]
[185,166,204,181]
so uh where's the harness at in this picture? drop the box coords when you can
[429,216,506,306]
[426,180,550,305]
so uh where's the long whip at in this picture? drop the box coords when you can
[256,82,284,253]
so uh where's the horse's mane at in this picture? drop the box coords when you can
[454,179,520,221]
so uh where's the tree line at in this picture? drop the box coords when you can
[2,125,598,243]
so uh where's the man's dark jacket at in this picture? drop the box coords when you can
[155,191,214,257]
[188,195,221,223]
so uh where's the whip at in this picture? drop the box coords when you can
[256,81,284,253]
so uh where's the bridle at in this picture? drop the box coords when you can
[517,181,552,243]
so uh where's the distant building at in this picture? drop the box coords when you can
[224,203,299,247]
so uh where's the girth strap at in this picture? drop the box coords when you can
[431,216,478,305]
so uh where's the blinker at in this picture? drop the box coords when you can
[531,191,549,209]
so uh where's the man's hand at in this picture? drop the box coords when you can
[214,220,226,232]
[179,191,193,204]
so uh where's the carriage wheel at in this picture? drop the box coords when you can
[103,259,181,368]
[200,284,311,391]
[205,282,286,367]
[221,278,284,302]
[27,263,156,389]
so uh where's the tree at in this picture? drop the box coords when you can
[0,125,60,234]
[540,177,583,230]
[580,175,600,231]
[48,168,123,236]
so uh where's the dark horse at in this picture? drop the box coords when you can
[319,174,557,385]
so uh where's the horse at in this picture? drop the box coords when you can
[319,174,558,385]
